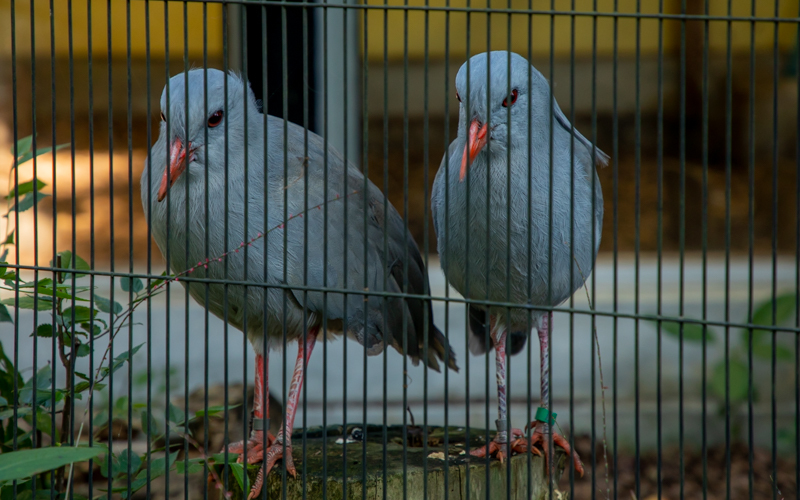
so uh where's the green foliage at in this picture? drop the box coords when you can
[0,446,104,482]
[647,292,798,413]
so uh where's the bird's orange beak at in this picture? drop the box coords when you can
[157,138,190,202]
[459,119,489,182]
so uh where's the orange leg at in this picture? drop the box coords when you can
[470,325,537,463]
[248,328,318,499]
[209,353,275,494]
[511,315,583,477]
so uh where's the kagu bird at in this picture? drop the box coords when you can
[432,51,606,475]
[142,69,458,498]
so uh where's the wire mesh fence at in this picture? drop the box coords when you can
[1,1,799,499]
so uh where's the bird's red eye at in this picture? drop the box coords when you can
[160,112,166,121]
[502,89,519,107]
[208,110,224,128]
[456,91,462,103]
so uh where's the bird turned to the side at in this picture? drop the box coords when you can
[141,69,458,499]
[432,51,607,476]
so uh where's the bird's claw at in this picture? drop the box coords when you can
[512,421,584,477]
[264,437,296,479]
[469,428,528,464]
[207,430,276,498]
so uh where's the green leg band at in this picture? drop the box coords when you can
[535,407,556,425]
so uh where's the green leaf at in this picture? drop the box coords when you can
[93,295,122,315]
[0,296,51,311]
[15,144,68,167]
[3,231,14,246]
[120,277,143,294]
[13,136,33,157]
[80,322,101,337]
[5,179,47,201]
[0,446,103,481]
[99,344,144,379]
[0,407,32,419]
[0,304,11,323]
[136,451,178,482]
[117,449,142,477]
[654,320,715,343]
[710,359,751,405]
[59,306,96,326]
[140,410,157,435]
[51,251,91,279]
[99,453,120,479]
[176,458,205,475]
[751,293,798,328]
[6,192,49,215]
[118,476,148,499]
[31,324,53,338]
[75,343,91,358]
[229,462,248,493]
[167,403,185,425]
[194,404,240,419]
[19,365,52,405]
[751,341,794,362]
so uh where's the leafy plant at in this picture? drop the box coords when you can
[648,292,798,414]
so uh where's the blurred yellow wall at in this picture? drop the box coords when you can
[1,0,223,59]
[363,0,800,61]
[1,0,796,61]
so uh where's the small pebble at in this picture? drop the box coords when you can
[427,452,447,460]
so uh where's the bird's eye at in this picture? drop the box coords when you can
[456,91,462,103]
[160,112,166,121]
[502,89,519,107]
[208,110,224,128]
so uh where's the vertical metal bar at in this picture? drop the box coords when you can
[701,1,711,497]
[67,3,77,497]
[546,1,556,494]
[403,0,411,494]
[361,0,370,492]
[611,0,620,497]
[747,1,756,497]
[422,1,431,496]
[85,0,96,495]
[483,10,492,499]
[123,0,133,496]
[442,1,452,496]
[724,1,733,497]
[381,0,390,494]
[143,0,154,494]
[318,0,329,495]
[589,1,600,497]
[181,4,191,499]
[770,3,780,498]
[634,0,642,496]
[221,4,231,492]
[239,3,251,495]
[162,3,172,496]
[257,5,268,496]
[568,2,577,495]
[202,6,212,500]
[678,1,688,496]
[656,1,664,498]
[525,4,534,498]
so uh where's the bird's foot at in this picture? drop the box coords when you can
[469,428,530,463]
[207,430,275,498]
[238,435,295,499]
[511,421,584,477]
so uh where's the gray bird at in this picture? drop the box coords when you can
[142,68,458,498]
[432,51,606,474]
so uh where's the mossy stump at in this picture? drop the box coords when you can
[218,425,567,500]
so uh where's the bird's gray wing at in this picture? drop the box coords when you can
[277,122,457,372]
[552,102,609,167]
